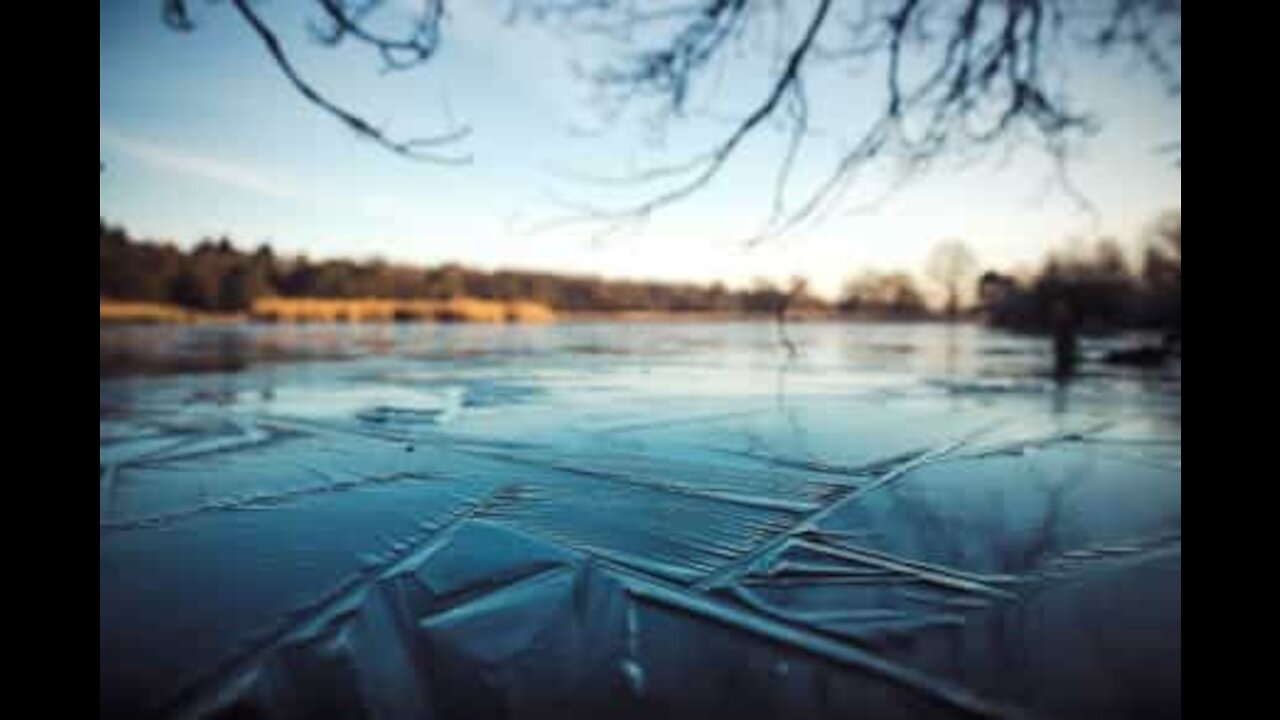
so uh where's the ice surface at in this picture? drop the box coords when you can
[101,322,1180,719]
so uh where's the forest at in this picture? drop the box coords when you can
[101,209,1180,335]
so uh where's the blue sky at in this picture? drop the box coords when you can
[100,1,1180,300]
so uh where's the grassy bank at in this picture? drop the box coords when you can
[559,309,844,323]
[101,297,556,324]
[99,300,241,324]
[100,299,950,325]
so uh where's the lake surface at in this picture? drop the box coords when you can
[100,322,1180,719]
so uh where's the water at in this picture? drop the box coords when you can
[100,322,1180,719]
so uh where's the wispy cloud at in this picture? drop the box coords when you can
[100,126,305,202]
[99,125,437,232]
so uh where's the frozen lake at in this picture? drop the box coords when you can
[100,322,1180,719]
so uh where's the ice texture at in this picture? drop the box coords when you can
[101,322,1180,719]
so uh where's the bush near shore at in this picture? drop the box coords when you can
[99,220,834,317]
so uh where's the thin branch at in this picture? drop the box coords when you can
[229,0,471,163]
[311,0,444,72]
[534,0,1151,245]
[544,0,835,230]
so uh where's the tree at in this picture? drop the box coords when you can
[171,262,221,310]
[839,270,927,318]
[1140,209,1181,329]
[156,1,1180,239]
[975,208,1179,333]
[976,271,1014,309]
[1143,209,1181,281]
[926,240,977,319]
[425,264,467,299]
[219,265,269,312]
[743,278,788,315]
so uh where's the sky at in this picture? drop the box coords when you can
[100,0,1181,300]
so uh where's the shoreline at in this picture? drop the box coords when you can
[100,299,957,326]
[100,297,557,325]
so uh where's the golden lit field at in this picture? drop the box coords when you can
[99,300,239,324]
[251,297,556,323]
[100,298,556,324]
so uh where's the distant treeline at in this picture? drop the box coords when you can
[835,271,931,319]
[976,210,1181,335]
[101,212,1180,330]
[99,219,833,315]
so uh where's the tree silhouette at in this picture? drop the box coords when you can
[838,270,928,317]
[162,0,470,162]
[926,240,977,319]
[100,219,839,315]
[974,208,1180,334]
[158,1,1180,238]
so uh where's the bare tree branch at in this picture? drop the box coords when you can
[534,0,835,232]
[167,0,470,163]
[526,0,1177,243]
[160,1,1178,233]
[311,0,445,72]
